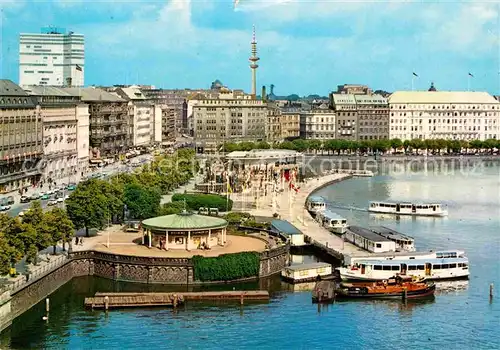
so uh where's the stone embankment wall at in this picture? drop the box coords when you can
[0,244,290,332]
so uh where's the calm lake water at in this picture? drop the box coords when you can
[2,162,499,349]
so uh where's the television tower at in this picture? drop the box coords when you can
[249,25,259,98]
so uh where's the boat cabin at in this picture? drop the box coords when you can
[368,201,447,217]
[344,249,467,267]
[282,262,333,283]
[306,196,326,214]
[345,226,397,253]
[270,219,305,246]
[317,210,347,234]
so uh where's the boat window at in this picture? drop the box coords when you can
[463,263,468,268]
[409,257,415,259]
[382,266,391,271]
[408,265,417,270]
[449,263,457,268]
[417,265,425,270]
[391,266,399,271]
[442,264,449,269]
[458,263,463,267]
[374,265,382,270]
[433,264,441,269]
[376,243,382,248]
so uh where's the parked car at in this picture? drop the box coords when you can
[20,195,30,203]
[40,193,50,200]
[1,196,15,205]
[56,197,64,203]
[67,184,76,191]
[29,193,40,200]
[47,199,57,206]
[0,205,11,211]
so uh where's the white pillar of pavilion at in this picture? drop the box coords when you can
[187,231,191,251]
[165,230,169,251]
[148,230,152,249]
[208,229,211,248]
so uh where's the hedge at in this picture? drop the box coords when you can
[172,193,233,211]
[192,252,260,282]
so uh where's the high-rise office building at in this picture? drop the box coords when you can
[19,27,84,87]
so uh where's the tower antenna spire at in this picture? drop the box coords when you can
[249,25,260,99]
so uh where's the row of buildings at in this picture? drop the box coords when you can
[188,83,500,152]
[0,80,183,195]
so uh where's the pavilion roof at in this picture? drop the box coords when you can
[142,212,227,231]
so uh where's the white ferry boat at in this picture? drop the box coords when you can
[368,201,448,217]
[306,196,326,215]
[339,250,469,281]
[316,210,347,234]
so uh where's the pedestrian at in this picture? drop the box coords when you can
[80,237,83,246]
[75,236,79,245]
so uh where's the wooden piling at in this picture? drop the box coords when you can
[45,298,50,313]
[402,287,407,300]
[173,294,178,308]
[490,284,494,299]
[104,296,109,311]
[240,293,244,306]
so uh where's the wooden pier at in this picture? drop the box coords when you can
[84,291,270,309]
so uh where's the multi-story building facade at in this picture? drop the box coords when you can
[114,87,156,148]
[280,110,301,140]
[299,105,336,140]
[24,86,80,185]
[266,103,282,142]
[0,80,43,194]
[191,88,267,152]
[19,28,84,87]
[141,88,188,133]
[388,90,500,141]
[75,103,89,176]
[355,94,389,140]
[330,95,357,140]
[161,106,176,143]
[62,88,128,160]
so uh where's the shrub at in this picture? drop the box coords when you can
[223,212,254,225]
[172,193,233,211]
[192,252,260,282]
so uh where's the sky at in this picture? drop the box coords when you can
[1,0,500,96]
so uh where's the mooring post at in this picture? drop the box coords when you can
[490,283,494,300]
[240,293,244,306]
[402,288,407,301]
[173,294,178,308]
[45,298,50,313]
[104,296,109,311]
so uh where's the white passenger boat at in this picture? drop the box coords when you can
[316,210,347,234]
[306,196,326,216]
[281,262,333,283]
[339,250,469,281]
[368,201,448,217]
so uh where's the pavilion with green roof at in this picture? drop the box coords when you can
[141,211,228,251]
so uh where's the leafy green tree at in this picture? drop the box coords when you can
[390,138,403,151]
[123,183,161,220]
[0,233,16,275]
[66,179,112,237]
[159,201,185,215]
[44,208,75,253]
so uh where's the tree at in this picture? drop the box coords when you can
[0,233,16,275]
[44,208,75,254]
[66,179,112,237]
[159,201,185,215]
[123,183,161,220]
[22,201,51,251]
[390,138,403,152]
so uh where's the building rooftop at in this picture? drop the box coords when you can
[60,87,125,102]
[141,212,228,231]
[23,86,74,97]
[331,94,357,104]
[307,196,326,203]
[0,80,36,108]
[348,225,392,242]
[354,94,387,104]
[118,87,148,100]
[320,210,346,221]
[271,219,303,235]
[369,226,414,242]
[388,91,499,104]
[284,262,331,271]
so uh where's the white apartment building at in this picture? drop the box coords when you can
[189,88,267,152]
[19,29,84,87]
[388,91,500,141]
[115,87,155,148]
[299,105,336,140]
[331,94,357,140]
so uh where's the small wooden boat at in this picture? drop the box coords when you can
[335,276,435,300]
[312,276,435,303]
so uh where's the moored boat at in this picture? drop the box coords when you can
[306,196,326,216]
[368,201,448,217]
[312,276,435,302]
[316,210,347,234]
[334,276,436,300]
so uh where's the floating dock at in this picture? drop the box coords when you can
[84,291,270,309]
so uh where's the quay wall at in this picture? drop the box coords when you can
[0,243,289,332]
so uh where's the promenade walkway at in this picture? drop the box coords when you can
[242,173,369,259]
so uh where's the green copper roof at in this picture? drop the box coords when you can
[142,212,228,231]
